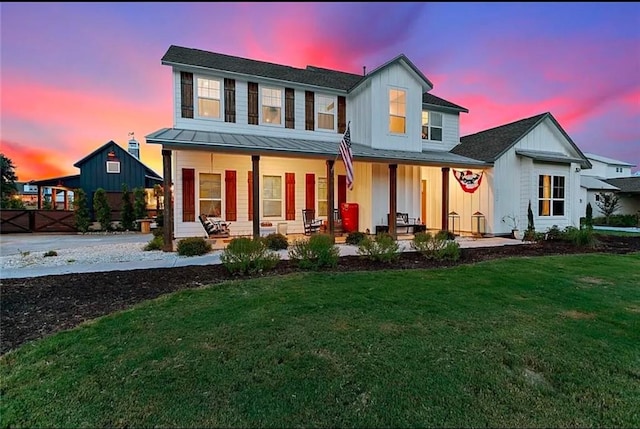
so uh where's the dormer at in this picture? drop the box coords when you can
[421,93,469,152]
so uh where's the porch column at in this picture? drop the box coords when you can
[326,159,335,241]
[63,190,69,210]
[162,149,174,252]
[441,167,450,231]
[51,189,57,210]
[389,164,397,240]
[252,155,260,239]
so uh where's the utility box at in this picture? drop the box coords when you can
[340,203,359,233]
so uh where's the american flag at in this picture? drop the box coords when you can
[339,122,354,190]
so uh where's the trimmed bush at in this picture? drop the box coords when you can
[43,250,58,257]
[411,231,460,261]
[176,237,212,257]
[345,231,367,245]
[144,235,163,251]
[288,234,340,270]
[262,233,288,251]
[435,230,455,241]
[220,237,280,275]
[357,233,400,263]
[563,226,596,248]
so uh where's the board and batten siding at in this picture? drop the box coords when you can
[421,110,462,152]
[172,151,351,238]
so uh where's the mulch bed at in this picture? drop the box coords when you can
[2,234,639,356]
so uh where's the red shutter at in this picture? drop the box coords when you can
[248,82,258,125]
[285,172,295,220]
[285,88,295,129]
[225,170,237,221]
[182,168,195,222]
[224,78,236,123]
[180,72,194,119]
[248,171,253,221]
[338,96,346,133]
[305,91,314,130]
[305,173,315,210]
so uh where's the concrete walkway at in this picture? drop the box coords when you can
[0,232,525,280]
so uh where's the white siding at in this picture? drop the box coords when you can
[421,110,462,152]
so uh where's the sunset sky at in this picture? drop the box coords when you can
[1,2,639,181]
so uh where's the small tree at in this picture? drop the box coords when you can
[0,153,20,208]
[585,202,593,229]
[153,184,163,211]
[73,188,91,232]
[133,187,147,223]
[120,184,135,231]
[42,194,53,210]
[527,200,535,232]
[93,188,111,231]
[595,192,620,225]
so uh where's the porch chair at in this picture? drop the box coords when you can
[302,209,322,235]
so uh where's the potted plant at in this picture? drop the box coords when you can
[502,214,523,240]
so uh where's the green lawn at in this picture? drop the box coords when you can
[2,253,639,428]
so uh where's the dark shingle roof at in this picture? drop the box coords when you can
[162,45,365,91]
[603,177,640,193]
[422,93,468,113]
[451,113,548,162]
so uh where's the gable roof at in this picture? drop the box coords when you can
[603,176,640,193]
[451,112,591,168]
[73,140,162,180]
[583,152,636,167]
[349,53,433,92]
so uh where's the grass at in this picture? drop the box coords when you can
[2,253,639,428]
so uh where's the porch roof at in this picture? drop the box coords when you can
[515,149,587,165]
[580,175,619,191]
[145,128,489,169]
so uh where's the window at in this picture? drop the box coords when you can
[263,175,282,217]
[318,177,327,216]
[316,95,335,130]
[421,111,443,141]
[199,173,222,217]
[197,78,221,118]
[538,175,565,216]
[106,161,120,174]
[389,88,406,133]
[261,87,282,125]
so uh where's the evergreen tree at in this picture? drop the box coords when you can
[1,153,21,208]
[42,194,53,210]
[73,188,91,232]
[585,202,593,229]
[133,187,147,224]
[527,200,535,232]
[93,188,111,231]
[120,184,135,230]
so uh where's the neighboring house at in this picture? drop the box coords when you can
[146,45,591,239]
[14,182,39,208]
[31,138,163,219]
[580,153,640,216]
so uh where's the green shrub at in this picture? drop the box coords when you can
[545,225,563,241]
[411,231,460,260]
[262,233,288,251]
[593,214,638,227]
[73,188,91,233]
[357,233,400,263]
[435,230,455,241]
[345,231,367,245]
[144,235,164,251]
[288,234,340,270]
[152,227,164,238]
[43,250,58,257]
[220,237,280,275]
[120,184,135,231]
[176,237,212,257]
[93,188,111,231]
[563,226,596,248]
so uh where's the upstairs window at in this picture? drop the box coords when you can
[389,88,406,134]
[421,111,443,141]
[538,175,565,216]
[316,95,336,131]
[261,87,282,125]
[197,78,221,118]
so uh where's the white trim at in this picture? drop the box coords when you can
[106,161,120,174]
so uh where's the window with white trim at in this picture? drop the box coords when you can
[199,173,222,217]
[316,95,336,131]
[389,88,406,134]
[263,175,282,217]
[538,175,565,216]
[318,177,328,216]
[421,111,443,141]
[196,78,221,118]
[261,87,282,125]
[106,161,120,174]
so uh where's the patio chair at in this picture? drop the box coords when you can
[302,209,322,235]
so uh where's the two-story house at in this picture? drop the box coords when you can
[146,45,591,240]
[580,153,639,216]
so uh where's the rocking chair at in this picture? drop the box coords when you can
[302,209,322,235]
[198,214,230,238]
